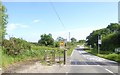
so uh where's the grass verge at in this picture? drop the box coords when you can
[86,49,120,62]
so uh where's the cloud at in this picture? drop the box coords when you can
[19,25,28,28]
[33,19,40,23]
[7,23,17,31]
[7,23,28,31]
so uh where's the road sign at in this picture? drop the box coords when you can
[60,41,64,46]
[98,40,101,44]
[60,41,65,49]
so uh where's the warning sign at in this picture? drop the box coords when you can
[60,41,65,49]
[60,41,64,46]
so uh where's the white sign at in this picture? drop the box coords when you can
[98,40,102,44]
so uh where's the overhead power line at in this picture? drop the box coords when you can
[49,1,70,41]
[49,2,66,30]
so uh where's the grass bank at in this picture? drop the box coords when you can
[86,49,120,62]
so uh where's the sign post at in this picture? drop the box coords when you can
[64,49,67,65]
[59,41,67,65]
[59,41,64,64]
[98,35,102,54]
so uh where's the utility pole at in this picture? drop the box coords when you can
[98,34,102,54]
[69,32,70,42]
[98,35,99,54]
[64,49,67,65]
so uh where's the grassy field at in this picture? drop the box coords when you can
[2,43,77,68]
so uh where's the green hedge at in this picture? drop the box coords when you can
[101,33,120,51]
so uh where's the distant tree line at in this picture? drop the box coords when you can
[38,34,81,47]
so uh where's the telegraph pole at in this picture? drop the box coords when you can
[69,32,70,42]
[98,35,99,54]
[98,34,102,54]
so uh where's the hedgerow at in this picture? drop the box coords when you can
[2,37,31,56]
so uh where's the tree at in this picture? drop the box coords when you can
[107,23,120,32]
[38,34,54,46]
[86,23,120,51]
[56,36,64,41]
[71,37,76,44]
[0,2,8,41]
[78,40,85,44]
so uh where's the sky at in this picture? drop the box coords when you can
[3,2,118,42]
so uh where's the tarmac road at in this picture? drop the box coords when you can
[68,45,118,75]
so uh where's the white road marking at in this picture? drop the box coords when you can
[90,61,116,75]
[70,50,75,63]
[105,68,114,74]
[78,49,116,75]
[70,49,74,57]
[97,65,115,75]
[66,72,68,75]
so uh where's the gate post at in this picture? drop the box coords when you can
[64,49,67,65]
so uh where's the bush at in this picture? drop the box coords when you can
[2,37,31,56]
[93,52,119,62]
[101,33,120,51]
[54,41,60,47]
[117,54,120,62]
[104,53,119,62]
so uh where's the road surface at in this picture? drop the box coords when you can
[69,45,118,74]
[2,45,119,75]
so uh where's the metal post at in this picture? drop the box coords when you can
[98,35,99,54]
[53,50,55,63]
[59,49,60,63]
[64,49,67,65]
[90,45,91,50]
[69,32,70,42]
[98,35,102,54]
[52,50,55,63]
[98,43,99,54]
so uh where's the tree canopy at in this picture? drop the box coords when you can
[71,37,77,44]
[0,2,8,41]
[86,23,120,51]
[56,36,64,41]
[38,34,54,46]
